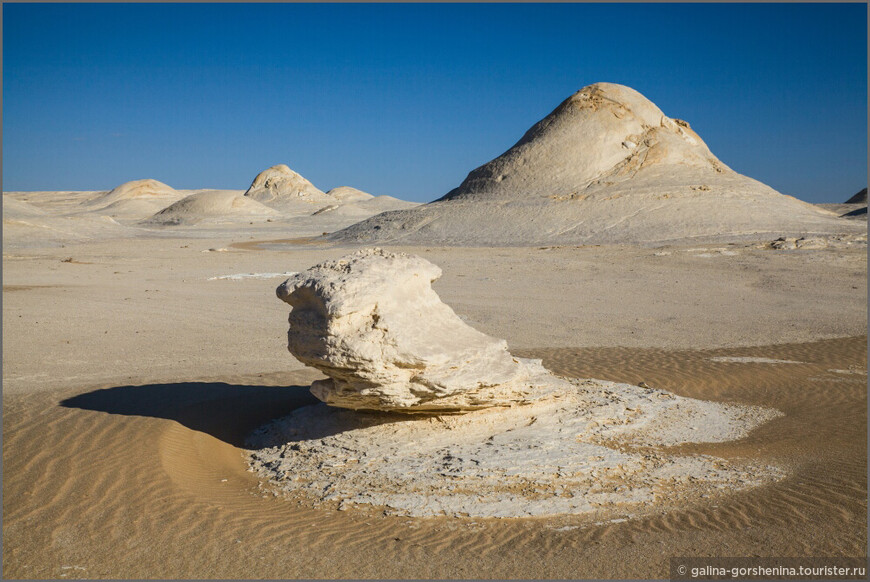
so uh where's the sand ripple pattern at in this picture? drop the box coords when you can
[3,337,866,579]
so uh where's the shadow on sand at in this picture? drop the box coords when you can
[60,381,320,448]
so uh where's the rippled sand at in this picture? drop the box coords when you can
[3,337,865,579]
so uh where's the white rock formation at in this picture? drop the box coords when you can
[244,164,332,212]
[259,247,785,517]
[331,83,860,245]
[276,248,570,412]
[143,190,278,225]
[248,382,782,517]
[86,179,180,209]
[325,186,374,203]
[82,179,188,219]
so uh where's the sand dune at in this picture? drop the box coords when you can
[331,83,860,246]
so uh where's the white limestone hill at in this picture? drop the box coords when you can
[326,186,374,203]
[331,83,859,246]
[243,164,333,213]
[86,179,182,207]
[80,179,188,220]
[143,190,278,226]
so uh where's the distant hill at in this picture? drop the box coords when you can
[331,83,858,246]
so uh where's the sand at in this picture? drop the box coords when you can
[2,189,867,578]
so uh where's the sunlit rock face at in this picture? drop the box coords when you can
[276,248,570,412]
[244,164,333,213]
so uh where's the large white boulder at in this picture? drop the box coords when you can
[276,248,569,412]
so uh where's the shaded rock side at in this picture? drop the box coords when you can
[845,188,867,204]
[276,248,569,412]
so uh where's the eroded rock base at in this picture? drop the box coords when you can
[247,378,784,518]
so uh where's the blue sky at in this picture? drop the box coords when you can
[3,3,867,203]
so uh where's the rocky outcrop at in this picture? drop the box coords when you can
[259,247,787,517]
[87,179,179,206]
[244,164,331,211]
[845,188,867,204]
[276,248,570,412]
[330,83,859,246]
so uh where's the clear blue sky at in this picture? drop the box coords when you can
[3,2,867,203]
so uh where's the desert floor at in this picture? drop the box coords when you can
[3,213,867,578]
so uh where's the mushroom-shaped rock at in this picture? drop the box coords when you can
[276,248,568,412]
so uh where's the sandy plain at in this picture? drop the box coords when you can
[2,191,868,579]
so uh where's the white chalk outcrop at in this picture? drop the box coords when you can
[83,179,188,219]
[326,186,374,203]
[254,248,784,517]
[331,83,860,245]
[143,190,278,225]
[276,248,567,411]
[86,179,180,208]
[248,382,782,517]
[244,164,332,212]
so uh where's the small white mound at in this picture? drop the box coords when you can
[86,179,181,208]
[143,190,278,226]
[244,164,332,212]
[80,179,188,220]
[326,186,374,203]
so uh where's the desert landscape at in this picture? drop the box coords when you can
[3,79,867,578]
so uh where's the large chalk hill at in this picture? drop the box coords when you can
[332,83,856,245]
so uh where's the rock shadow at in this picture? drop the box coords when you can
[246,404,428,449]
[59,381,322,448]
